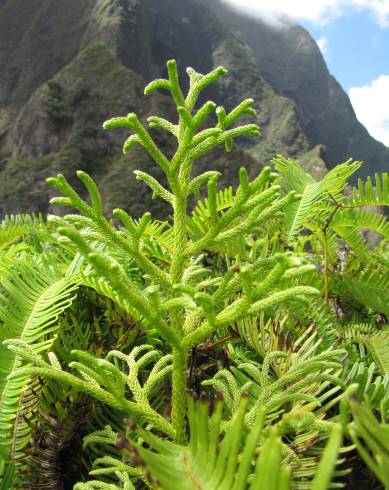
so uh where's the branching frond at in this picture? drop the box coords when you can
[331,208,389,238]
[5,342,175,439]
[203,347,345,424]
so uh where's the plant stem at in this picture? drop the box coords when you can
[323,229,329,303]
[322,200,341,303]
[171,194,187,286]
[170,191,189,443]
[171,347,188,443]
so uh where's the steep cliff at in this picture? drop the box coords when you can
[0,0,386,216]
[216,3,389,175]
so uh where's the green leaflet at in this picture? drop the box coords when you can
[311,423,343,490]
[365,331,389,376]
[0,463,14,490]
[332,208,389,265]
[343,360,389,410]
[342,323,389,377]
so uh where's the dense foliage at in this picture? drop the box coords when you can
[0,60,388,489]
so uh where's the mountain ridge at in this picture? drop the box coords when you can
[0,0,387,217]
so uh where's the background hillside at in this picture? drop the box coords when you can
[0,0,388,217]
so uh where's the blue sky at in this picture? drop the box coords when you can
[221,0,389,147]
[303,11,389,90]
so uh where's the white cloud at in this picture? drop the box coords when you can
[349,75,389,146]
[353,0,389,27]
[316,36,329,55]
[220,0,341,26]
[220,0,389,27]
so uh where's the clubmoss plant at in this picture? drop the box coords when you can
[8,60,320,445]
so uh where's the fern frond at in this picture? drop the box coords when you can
[138,396,344,490]
[341,320,389,376]
[331,226,374,263]
[273,156,360,239]
[273,156,316,193]
[0,256,79,474]
[143,219,174,258]
[364,331,389,376]
[0,214,47,250]
[340,269,389,316]
[344,173,389,207]
[331,208,389,266]
[285,181,323,239]
[332,208,389,238]
[203,343,349,488]
[186,186,247,256]
[80,273,141,320]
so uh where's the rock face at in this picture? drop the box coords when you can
[217,5,389,174]
[0,0,387,216]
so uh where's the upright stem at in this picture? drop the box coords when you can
[322,201,340,303]
[323,230,329,303]
[171,347,188,443]
[171,194,187,285]
[170,192,189,442]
